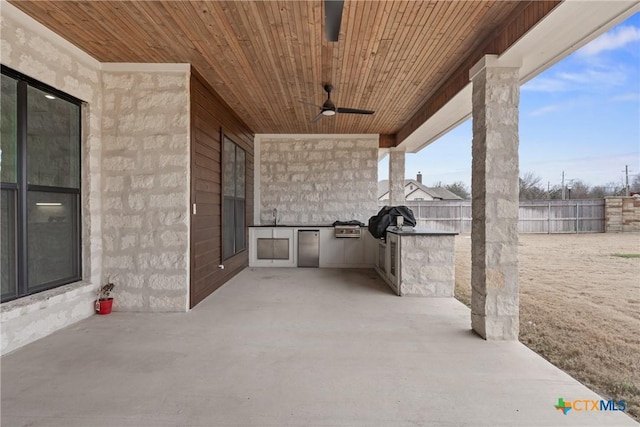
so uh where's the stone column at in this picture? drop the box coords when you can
[388,148,405,205]
[469,55,520,340]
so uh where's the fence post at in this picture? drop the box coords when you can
[547,201,551,234]
[576,201,579,234]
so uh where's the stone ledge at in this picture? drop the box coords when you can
[1,280,97,355]
[0,281,95,322]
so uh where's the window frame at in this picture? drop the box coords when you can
[1,65,83,303]
[221,133,247,261]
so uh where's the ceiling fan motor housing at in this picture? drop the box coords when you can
[309,83,374,122]
[321,85,336,115]
[322,99,336,115]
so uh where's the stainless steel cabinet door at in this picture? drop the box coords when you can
[298,230,319,267]
[272,238,290,260]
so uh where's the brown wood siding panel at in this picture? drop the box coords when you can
[194,167,221,184]
[194,179,220,192]
[192,251,247,303]
[190,70,254,309]
[194,192,221,205]
[194,137,220,159]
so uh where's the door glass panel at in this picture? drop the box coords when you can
[235,199,245,251]
[236,148,245,199]
[0,74,18,183]
[223,138,235,197]
[27,85,80,188]
[1,189,17,299]
[27,191,78,290]
[222,138,246,259]
[223,197,235,259]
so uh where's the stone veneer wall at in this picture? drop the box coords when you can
[1,4,103,354]
[470,58,520,340]
[1,4,192,355]
[101,70,190,311]
[257,135,378,225]
[605,196,640,232]
[388,149,406,205]
[399,235,455,297]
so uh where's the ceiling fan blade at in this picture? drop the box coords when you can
[311,112,325,123]
[299,100,322,109]
[325,0,344,42]
[336,107,375,115]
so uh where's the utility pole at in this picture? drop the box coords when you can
[624,165,630,196]
[561,171,565,200]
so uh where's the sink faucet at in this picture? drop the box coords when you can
[273,208,278,226]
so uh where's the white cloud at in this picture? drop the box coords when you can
[522,66,629,93]
[522,77,567,92]
[530,105,562,116]
[610,93,640,103]
[578,25,640,56]
[557,68,628,86]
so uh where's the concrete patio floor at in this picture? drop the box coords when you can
[1,268,637,427]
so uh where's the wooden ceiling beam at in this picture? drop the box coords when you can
[379,134,397,148]
[396,0,561,145]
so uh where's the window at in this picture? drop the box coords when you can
[1,66,82,303]
[222,136,246,260]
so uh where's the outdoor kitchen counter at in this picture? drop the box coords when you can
[249,225,340,227]
[249,226,374,268]
[376,228,457,297]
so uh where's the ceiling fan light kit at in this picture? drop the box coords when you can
[306,84,375,123]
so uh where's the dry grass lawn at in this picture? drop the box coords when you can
[455,232,640,420]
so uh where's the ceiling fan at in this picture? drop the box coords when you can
[306,85,375,123]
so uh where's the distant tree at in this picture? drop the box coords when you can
[549,185,563,200]
[592,182,625,197]
[519,172,546,200]
[444,181,470,199]
[631,174,640,193]
[430,181,470,199]
[588,185,608,199]
[548,181,624,200]
[567,179,590,199]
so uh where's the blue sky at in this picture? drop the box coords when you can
[379,13,640,189]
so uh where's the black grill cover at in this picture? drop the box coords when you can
[368,206,416,239]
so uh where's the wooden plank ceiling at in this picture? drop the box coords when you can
[9,1,558,139]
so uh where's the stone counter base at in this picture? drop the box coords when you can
[399,234,455,297]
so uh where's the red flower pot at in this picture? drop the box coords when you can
[96,298,113,315]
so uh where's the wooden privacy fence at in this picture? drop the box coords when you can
[378,200,605,233]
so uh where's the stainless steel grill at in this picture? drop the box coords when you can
[334,225,361,238]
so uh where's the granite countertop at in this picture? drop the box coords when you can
[386,227,458,236]
[250,224,365,228]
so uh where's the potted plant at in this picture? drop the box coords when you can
[95,281,115,315]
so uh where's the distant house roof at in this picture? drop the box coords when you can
[378,180,390,198]
[378,179,462,200]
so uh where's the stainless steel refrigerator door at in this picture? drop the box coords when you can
[297,230,320,267]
